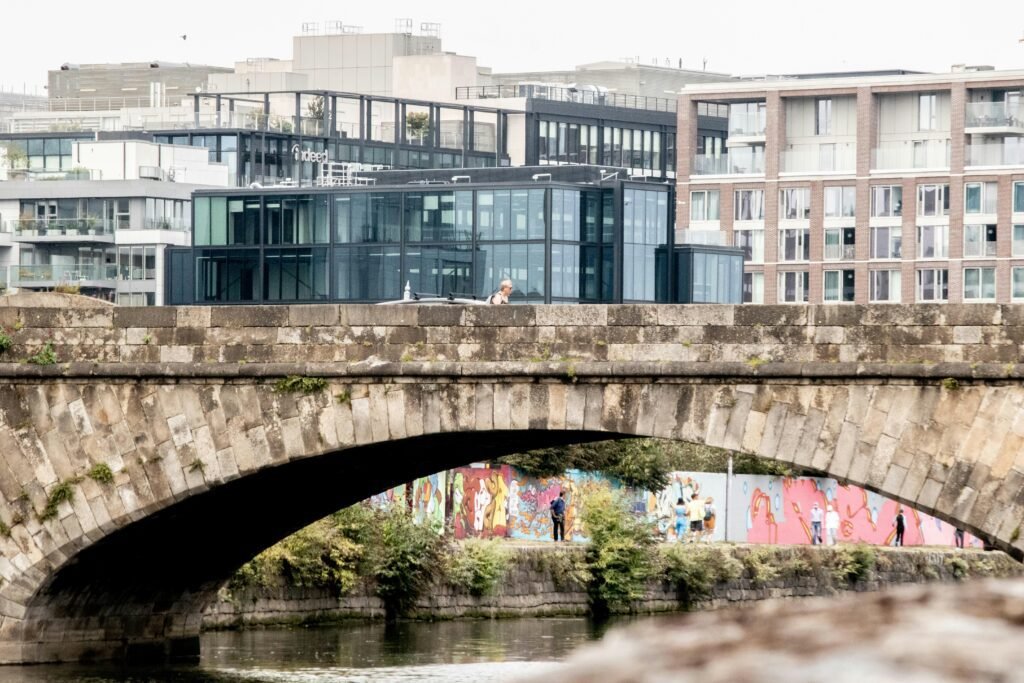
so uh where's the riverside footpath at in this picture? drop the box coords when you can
[203,544,1021,629]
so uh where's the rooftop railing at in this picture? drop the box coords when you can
[455,85,677,113]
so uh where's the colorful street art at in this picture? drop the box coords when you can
[370,467,979,548]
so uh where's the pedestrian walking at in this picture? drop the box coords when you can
[686,493,705,542]
[550,491,566,542]
[893,508,906,547]
[810,502,823,545]
[825,504,840,546]
[673,497,686,542]
[489,279,513,304]
[954,527,965,549]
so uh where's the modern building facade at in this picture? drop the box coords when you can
[47,62,232,109]
[676,68,1024,305]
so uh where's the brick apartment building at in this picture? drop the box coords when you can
[675,68,1024,304]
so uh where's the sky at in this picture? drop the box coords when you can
[2,0,1023,94]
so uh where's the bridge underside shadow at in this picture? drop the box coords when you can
[23,430,620,664]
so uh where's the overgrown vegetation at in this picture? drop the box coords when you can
[0,329,12,354]
[742,547,781,586]
[661,544,743,604]
[447,539,511,596]
[499,439,796,492]
[941,377,960,391]
[86,463,114,485]
[580,487,657,616]
[52,283,81,295]
[829,544,876,583]
[38,478,81,521]
[367,506,446,620]
[26,342,57,366]
[272,375,328,394]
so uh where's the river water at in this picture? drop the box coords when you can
[3,617,650,682]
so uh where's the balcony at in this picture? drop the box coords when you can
[11,263,118,288]
[142,217,190,231]
[5,218,116,243]
[782,144,856,174]
[824,244,856,261]
[965,102,1024,135]
[966,141,1024,167]
[871,140,950,171]
[693,152,764,176]
[727,112,766,142]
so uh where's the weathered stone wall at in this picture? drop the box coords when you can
[202,545,1022,629]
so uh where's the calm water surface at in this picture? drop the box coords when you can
[3,617,653,683]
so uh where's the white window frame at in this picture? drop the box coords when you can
[1014,181,1024,214]
[779,227,810,262]
[1013,224,1024,257]
[824,186,856,218]
[824,227,856,261]
[734,228,765,264]
[1012,267,1024,301]
[917,224,949,258]
[918,93,937,132]
[964,181,997,215]
[815,98,832,136]
[869,225,902,260]
[963,224,997,259]
[917,184,949,217]
[778,271,809,303]
[869,270,901,303]
[742,272,764,304]
[916,268,949,302]
[779,187,811,220]
[690,189,720,222]
[870,185,902,217]
[963,266,996,302]
[823,269,855,303]
[734,189,765,221]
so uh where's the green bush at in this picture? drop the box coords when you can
[86,463,114,485]
[447,539,511,596]
[0,330,12,354]
[742,547,780,586]
[535,548,591,592]
[829,544,876,584]
[26,342,57,366]
[581,487,657,615]
[661,544,742,604]
[272,375,328,394]
[366,506,446,620]
[946,556,970,581]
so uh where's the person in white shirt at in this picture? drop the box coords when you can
[825,504,840,546]
[489,279,513,304]
[810,502,823,545]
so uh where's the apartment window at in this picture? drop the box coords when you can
[779,228,810,261]
[823,269,855,302]
[815,98,832,135]
[778,271,809,303]
[825,186,856,218]
[963,267,996,301]
[734,189,765,221]
[1014,225,1024,256]
[918,93,938,131]
[690,190,720,221]
[1013,267,1024,300]
[871,185,903,217]
[742,272,764,304]
[965,182,997,214]
[780,188,810,220]
[870,226,902,259]
[824,228,856,261]
[734,229,765,263]
[1015,182,1024,213]
[917,184,949,216]
[869,270,901,303]
[917,268,948,302]
[917,225,948,258]
[963,224,997,258]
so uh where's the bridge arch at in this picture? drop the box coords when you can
[0,374,1021,663]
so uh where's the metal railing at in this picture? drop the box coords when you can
[142,217,190,230]
[45,95,184,112]
[4,217,115,237]
[455,85,677,113]
[11,263,118,283]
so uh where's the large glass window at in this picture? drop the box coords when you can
[1015,182,1024,213]
[335,193,400,243]
[823,269,855,302]
[476,190,513,241]
[405,245,476,297]
[263,248,329,301]
[742,272,764,304]
[1013,267,1024,300]
[622,188,668,301]
[734,189,765,221]
[476,243,545,301]
[916,268,948,302]
[871,185,903,217]
[1014,225,1024,256]
[917,225,948,258]
[780,187,811,220]
[824,186,856,218]
[195,249,260,302]
[870,226,902,259]
[964,224,997,258]
[918,93,938,131]
[334,246,401,301]
[779,228,810,261]
[824,227,855,261]
[778,271,809,303]
[734,229,764,264]
[965,181,997,214]
[406,192,457,242]
[690,190,720,221]
[552,189,581,241]
[815,98,832,135]
[963,267,996,301]
[264,196,329,245]
[917,184,949,216]
[869,270,901,303]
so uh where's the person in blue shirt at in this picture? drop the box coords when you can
[674,497,687,542]
[550,491,567,541]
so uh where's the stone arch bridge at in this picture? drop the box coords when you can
[0,300,1023,663]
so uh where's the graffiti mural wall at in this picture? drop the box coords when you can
[370,466,978,548]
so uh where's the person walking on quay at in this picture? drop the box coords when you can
[702,496,717,542]
[673,496,687,542]
[686,493,705,542]
[893,508,906,547]
[825,504,840,546]
[489,279,513,304]
[550,491,567,542]
[954,527,965,549]
[810,502,823,545]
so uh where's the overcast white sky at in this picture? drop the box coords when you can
[2,0,1023,93]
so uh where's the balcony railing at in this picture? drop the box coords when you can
[966,142,1024,167]
[728,112,766,137]
[454,85,677,113]
[871,140,950,170]
[781,144,856,173]
[965,102,1024,131]
[4,217,115,237]
[964,241,998,258]
[693,153,764,175]
[12,263,118,284]
[142,217,190,231]
[824,244,856,261]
